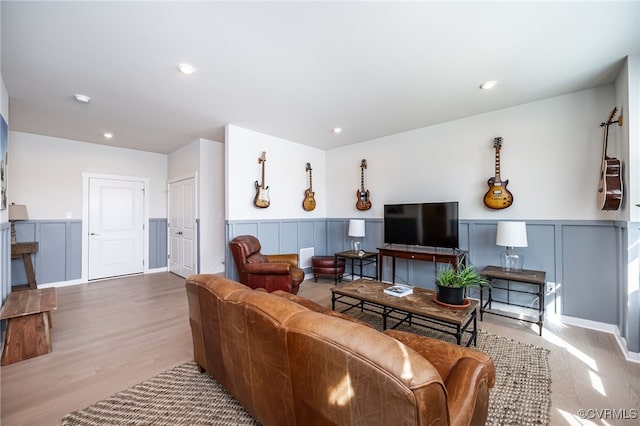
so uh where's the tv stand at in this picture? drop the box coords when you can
[378,245,466,285]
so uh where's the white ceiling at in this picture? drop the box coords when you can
[2,1,639,154]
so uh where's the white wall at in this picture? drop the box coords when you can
[326,86,618,221]
[225,124,327,220]
[8,132,167,219]
[199,139,225,273]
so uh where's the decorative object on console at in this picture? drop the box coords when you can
[383,284,413,297]
[483,137,513,210]
[597,107,623,210]
[9,203,28,244]
[355,159,371,211]
[302,162,316,211]
[436,260,489,306]
[348,219,365,252]
[254,151,270,208]
[496,221,528,271]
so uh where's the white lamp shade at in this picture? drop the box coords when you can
[496,221,527,247]
[9,204,29,221]
[348,219,365,237]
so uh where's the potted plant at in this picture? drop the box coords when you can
[436,262,490,306]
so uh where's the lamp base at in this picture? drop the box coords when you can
[10,222,17,244]
[501,246,523,271]
[351,240,361,253]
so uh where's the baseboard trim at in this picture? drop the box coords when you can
[559,314,640,364]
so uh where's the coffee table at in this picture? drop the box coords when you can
[331,279,478,346]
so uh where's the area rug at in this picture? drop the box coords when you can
[63,314,551,426]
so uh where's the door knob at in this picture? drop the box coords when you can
[90,233,100,236]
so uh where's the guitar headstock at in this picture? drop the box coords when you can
[305,162,312,171]
[360,159,367,169]
[493,137,503,149]
[258,151,266,164]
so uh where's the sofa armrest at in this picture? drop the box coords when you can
[244,262,291,275]
[385,330,495,426]
[265,253,299,268]
[383,329,495,387]
[444,357,492,426]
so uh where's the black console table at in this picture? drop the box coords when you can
[377,245,466,284]
[479,266,546,336]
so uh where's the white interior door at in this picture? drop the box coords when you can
[88,178,144,280]
[169,177,196,278]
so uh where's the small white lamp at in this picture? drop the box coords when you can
[496,221,527,271]
[348,219,365,253]
[9,203,29,244]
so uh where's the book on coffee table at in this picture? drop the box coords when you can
[383,285,413,297]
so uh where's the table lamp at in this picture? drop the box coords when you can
[348,219,365,253]
[9,203,29,244]
[496,221,527,271]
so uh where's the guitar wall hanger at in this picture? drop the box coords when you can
[303,162,316,211]
[597,108,623,210]
[254,151,270,208]
[483,137,513,210]
[356,159,372,211]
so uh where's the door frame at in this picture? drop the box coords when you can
[167,172,199,276]
[81,172,150,282]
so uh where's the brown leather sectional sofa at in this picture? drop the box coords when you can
[186,274,496,426]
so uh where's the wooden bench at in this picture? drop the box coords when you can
[0,288,57,365]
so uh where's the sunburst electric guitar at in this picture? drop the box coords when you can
[254,152,270,208]
[303,162,316,211]
[597,107,623,210]
[356,159,372,211]
[483,137,513,209]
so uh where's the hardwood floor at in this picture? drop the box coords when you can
[1,272,638,425]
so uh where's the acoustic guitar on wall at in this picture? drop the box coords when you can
[302,162,316,211]
[597,107,623,210]
[483,137,513,210]
[356,159,372,211]
[254,151,270,208]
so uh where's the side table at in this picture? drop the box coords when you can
[479,266,546,336]
[334,251,378,285]
[11,242,39,289]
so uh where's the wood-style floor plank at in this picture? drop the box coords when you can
[1,273,638,425]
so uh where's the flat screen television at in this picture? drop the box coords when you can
[383,202,459,249]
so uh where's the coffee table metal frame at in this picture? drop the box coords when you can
[331,280,477,347]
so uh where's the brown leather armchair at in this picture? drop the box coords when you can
[229,235,305,294]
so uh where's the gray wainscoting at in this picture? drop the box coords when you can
[1,222,10,303]
[11,218,168,286]
[226,218,623,329]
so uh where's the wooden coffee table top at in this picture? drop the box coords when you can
[331,279,477,325]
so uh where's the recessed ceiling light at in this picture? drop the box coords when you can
[74,93,91,103]
[332,127,342,134]
[103,133,113,139]
[177,63,196,75]
[479,80,498,90]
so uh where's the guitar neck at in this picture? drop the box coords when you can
[494,149,502,181]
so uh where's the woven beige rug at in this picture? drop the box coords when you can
[63,313,551,426]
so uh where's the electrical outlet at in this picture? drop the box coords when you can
[546,282,555,293]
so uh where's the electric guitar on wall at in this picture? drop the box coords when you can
[254,151,270,208]
[597,107,623,210]
[356,159,372,211]
[302,162,316,211]
[483,137,513,209]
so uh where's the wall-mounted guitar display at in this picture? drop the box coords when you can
[597,107,623,210]
[303,162,316,211]
[254,151,270,208]
[356,159,371,211]
[483,137,513,210]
